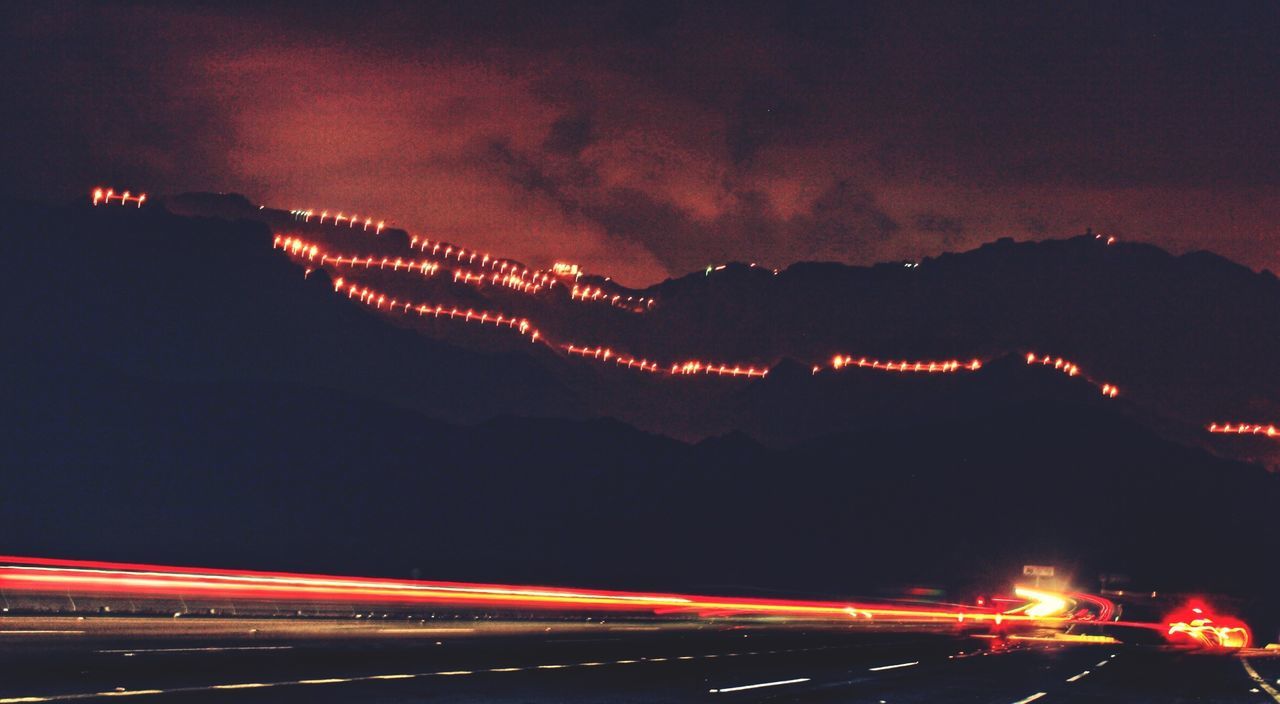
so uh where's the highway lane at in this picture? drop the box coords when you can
[1,619,1277,702]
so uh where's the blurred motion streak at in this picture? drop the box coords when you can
[1,556,1094,627]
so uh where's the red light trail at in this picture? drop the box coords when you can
[0,556,1108,628]
[1164,601,1251,649]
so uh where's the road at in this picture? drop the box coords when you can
[1,617,1276,703]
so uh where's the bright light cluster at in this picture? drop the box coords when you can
[92,188,146,207]
[1165,602,1250,649]
[1167,619,1250,649]
[1207,422,1279,438]
[1011,586,1071,619]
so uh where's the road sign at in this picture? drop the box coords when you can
[1022,565,1055,577]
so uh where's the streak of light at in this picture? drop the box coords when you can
[1065,670,1090,682]
[1010,587,1071,619]
[868,661,919,671]
[1010,693,1047,704]
[375,628,476,634]
[709,678,811,693]
[1068,592,1116,622]
[0,556,1072,630]
[95,646,292,654]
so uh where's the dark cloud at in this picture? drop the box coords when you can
[543,113,596,157]
[793,181,900,259]
[915,213,964,244]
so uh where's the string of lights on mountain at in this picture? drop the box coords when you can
[95,187,1276,441]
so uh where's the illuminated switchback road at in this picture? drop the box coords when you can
[0,623,1275,703]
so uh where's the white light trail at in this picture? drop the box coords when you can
[709,677,811,693]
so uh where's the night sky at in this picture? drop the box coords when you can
[3,1,1277,286]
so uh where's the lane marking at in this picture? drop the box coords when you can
[1010,693,1047,704]
[0,642,842,702]
[1241,659,1280,704]
[868,661,919,672]
[377,627,476,634]
[1065,670,1090,682]
[709,677,811,694]
[96,646,292,654]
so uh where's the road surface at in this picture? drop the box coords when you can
[1,617,1276,703]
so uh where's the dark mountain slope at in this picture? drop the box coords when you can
[168,193,1278,466]
[2,199,585,424]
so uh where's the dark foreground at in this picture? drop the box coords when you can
[1,617,1278,703]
